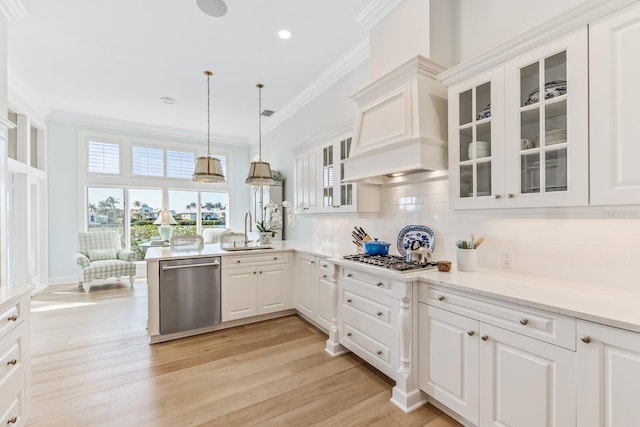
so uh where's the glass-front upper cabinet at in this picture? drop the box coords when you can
[504,28,588,207]
[448,68,505,209]
[321,136,354,211]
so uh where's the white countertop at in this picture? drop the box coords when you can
[146,242,640,334]
[0,284,33,307]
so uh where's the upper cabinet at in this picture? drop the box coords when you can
[589,1,640,205]
[445,29,588,209]
[292,127,380,216]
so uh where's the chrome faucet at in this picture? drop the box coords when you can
[244,211,253,246]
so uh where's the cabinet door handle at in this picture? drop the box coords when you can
[581,335,592,344]
[481,335,489,341]
[253,271,256,275]
[376,282,383,287]
[376,350,383,356]
[347,273,353,278]
[322,264,328,268]
[7,417,17,424]
[7,314,18,322]
[494,194,502,199]
[322,274,327,278]
[7,359,17,366]
[519,318,529,325]
[347,299,352,303]
[236,260,241,263]
[310,260,315,264]
[467,330,475,336]
[259,271,263,274]
[437,295,445,301]
[376,311,383,317]
[274,257,278,260]
[507,193,514,198]
[347,332,352,337]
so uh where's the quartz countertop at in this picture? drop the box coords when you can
[145,241,640,334]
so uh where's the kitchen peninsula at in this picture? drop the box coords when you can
[146,241,640,423]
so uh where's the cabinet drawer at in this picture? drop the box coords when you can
[420,284,576,350]
[0,325,24,389]
[341,321,395,376]
[222,252,288,268]
[0,372,23,427]
[0,304,21,340]
[317,260,336,280]
[341,268,395,296]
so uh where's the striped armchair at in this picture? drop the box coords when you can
[73,231,137,293]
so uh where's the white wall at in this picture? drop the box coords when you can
[0,14,7,118]
[46,120,250,281]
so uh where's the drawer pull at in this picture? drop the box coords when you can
[322,264,328,268]
[322,274,327,278]
[7,417,17,424]
[376,282,383,287]
[376,350,383,356]
[507,193,514,198]
[467,330,475,336]
[7,314,18,322]
[437,295,445,301]
[481,335,489,341]
[495,194,502,199]
[347,332,352,337]
[376,311,383,317]
[581,335,592,344]
[259,271,263,274]
[7,359,17,366]
[274,257,278,260]
[519,318,529,325]
[347,299,352,303]
[253,271,257,275]
[236,260,241,263]
[310,260,315,264]
[347,273,353,278]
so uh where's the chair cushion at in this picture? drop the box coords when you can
[83,259,136,282]
[87,248,118,261]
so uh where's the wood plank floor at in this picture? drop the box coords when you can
[27,280,461,426]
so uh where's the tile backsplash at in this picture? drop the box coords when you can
[312,175,640,290]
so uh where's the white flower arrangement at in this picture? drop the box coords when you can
[256,200,294,237]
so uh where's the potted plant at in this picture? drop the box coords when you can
[255,200,294,244]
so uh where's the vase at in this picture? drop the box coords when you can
[259,232,273,245]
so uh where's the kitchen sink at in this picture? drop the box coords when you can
[220,244,273,252]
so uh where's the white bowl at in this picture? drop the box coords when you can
[468,141,490,159]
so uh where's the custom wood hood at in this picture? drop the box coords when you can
[343,55,449,185]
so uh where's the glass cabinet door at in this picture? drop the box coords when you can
[322,144,334,208]
[457,82,494,200]
[518,51,568,195]
[338,137,353,207]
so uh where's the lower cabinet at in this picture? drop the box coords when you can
[577,319,640,427]
[294,253,318,320]
[221,253,290,322]
[418,284,576,426]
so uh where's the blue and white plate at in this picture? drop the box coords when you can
[397,225,436,256]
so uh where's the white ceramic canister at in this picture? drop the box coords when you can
[457,248,477,272]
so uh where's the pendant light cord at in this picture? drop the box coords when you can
[257,83,263,161]
[206,70,213,157]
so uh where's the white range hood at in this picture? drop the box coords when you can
[343,55,448,185]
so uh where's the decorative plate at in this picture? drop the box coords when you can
[524,80,566,106]
[477,103,491,120]
[397,225,436,256]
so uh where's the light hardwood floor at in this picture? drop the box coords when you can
[28,280,461,427]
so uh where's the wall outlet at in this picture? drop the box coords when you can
[502,252,513,268]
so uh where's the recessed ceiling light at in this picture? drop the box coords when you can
[278,29,292,40]
[160,97,176,104]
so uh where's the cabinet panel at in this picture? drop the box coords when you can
[590,2,640,205]
[221,268,258,321]
[479,323,576,427]
[257,265,288,314]
[577,320,640,427]
[419,304,479,424]
[294,254,317,319]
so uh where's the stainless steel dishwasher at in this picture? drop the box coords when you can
[159,257,221,334]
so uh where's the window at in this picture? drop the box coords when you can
[87,187,125,238]
[132,146,163,177]
[167,150,195,179]
[88,141,120,174]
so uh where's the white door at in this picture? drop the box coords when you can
[418,304,479,424]
[590,2,640,205]
[478,323,576,427]
[577,320,640,427]
[295,255,317,319]
[221,267,257,321]
[257,264,288,314]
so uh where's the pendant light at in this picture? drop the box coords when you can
[245,83,275,185]
[193,70,225,183]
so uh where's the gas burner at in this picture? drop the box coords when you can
[343,254,437,273]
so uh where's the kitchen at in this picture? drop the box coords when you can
[2,0,640,425]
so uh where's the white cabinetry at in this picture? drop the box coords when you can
[294,253,318,319]
[590,2,640,205]
[338,266,422,412]
[577,320,640,427]
[221,252,290,322]
[293,150,319,213]
[443,28,588,209]
[0,291,31,427]
[419,284,576,426]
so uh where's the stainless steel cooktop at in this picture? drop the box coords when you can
[342,254,437,273]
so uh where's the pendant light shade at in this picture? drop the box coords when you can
[193,71,225,183]
[245,83,275,185]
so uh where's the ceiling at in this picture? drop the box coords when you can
[6,0,377,143]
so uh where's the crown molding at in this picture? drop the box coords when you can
[47,110,250,146]
[290,119,354,154]
[0,116,16,130]
[0,0,29,19]
[262,37,369,136]
[355,0,403,30]
[437,0,639,86]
